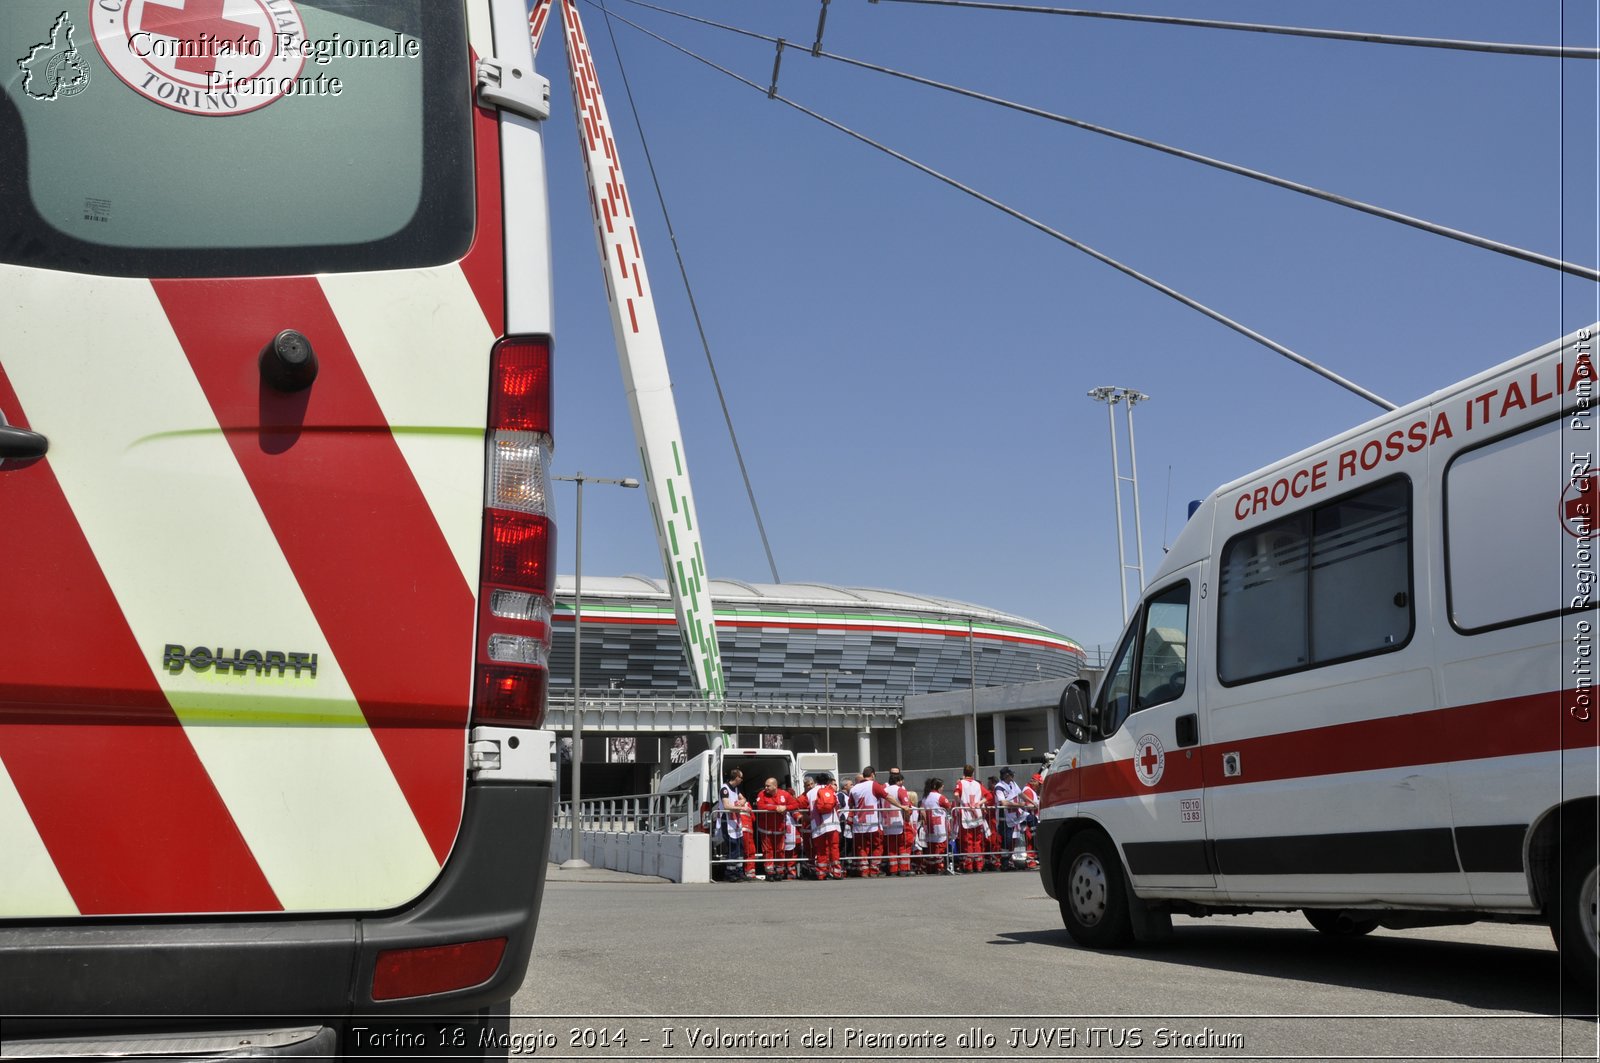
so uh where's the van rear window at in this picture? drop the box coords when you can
[1445,416,1592,632]
[0,0,471,277]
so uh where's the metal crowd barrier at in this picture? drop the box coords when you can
[702,803,1041,881]
[555,788,696,834]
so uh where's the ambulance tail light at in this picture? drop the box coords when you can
[474,337,555,728]
[371,937,508,1001]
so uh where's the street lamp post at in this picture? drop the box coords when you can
[968,618,978,767]
[554,472,639,870]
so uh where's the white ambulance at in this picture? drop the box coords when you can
[1039,324,1599,989]
[1,0,558,1053]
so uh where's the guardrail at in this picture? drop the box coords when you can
[551,789,708,882]
[545,688,905,733]
[556,788,697,834]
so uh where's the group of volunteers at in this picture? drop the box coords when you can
[710,763,1043,882]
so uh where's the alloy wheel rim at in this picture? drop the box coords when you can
[1070,853,1108,927]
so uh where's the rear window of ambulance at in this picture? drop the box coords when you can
[0,0,471,277]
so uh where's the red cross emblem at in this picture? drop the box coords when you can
[91,0,306,117]
[1562,474,1599,540]
[138,0,260,77]
[1133,733,1165,786]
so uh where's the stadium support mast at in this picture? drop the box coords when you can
[535,0,726,698]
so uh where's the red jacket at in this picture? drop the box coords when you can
[754,789,799,834]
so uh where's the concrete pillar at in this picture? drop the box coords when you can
[857,728,872,771]
[992,713,1008,767]
[1045,703,1062,756]
[964,715,978,768]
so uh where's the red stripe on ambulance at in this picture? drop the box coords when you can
[150,278,474,864]
[459,79,507,334]
[0,367,279,914]
[1048,687,1596,808]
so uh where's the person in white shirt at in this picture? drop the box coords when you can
[718,768,749,882]
[993,767,1025,870]
[952,764,987,873]
[921,778,954,874]
[804,772,843,880]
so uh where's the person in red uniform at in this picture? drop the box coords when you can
[794,775,815,875]
[953,764,987,873]
[983,776,1001,871]
[738,804,758,879]
[880,770,914,876]
[805,772,843,879]
[754,777,800,880]
[1019,774,1043,870]
[921,778,953,874]
[849,765,912,878]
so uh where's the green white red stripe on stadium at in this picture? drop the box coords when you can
[551,598,1084,656]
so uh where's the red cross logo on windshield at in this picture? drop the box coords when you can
[1563,475,1599,539]
[139,0,261,77]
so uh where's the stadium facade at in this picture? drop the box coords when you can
[549,577,1085,795]
[551,576,1084,696]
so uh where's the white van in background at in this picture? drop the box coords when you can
[653,747,839,833]
[1039,324,1598,988]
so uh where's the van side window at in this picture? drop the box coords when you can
[1136,583,1190,710]
[1219,477,1412,684]
[1446,417,1590,632]
[1097,626,1137,736]
[1094,580,1190,736]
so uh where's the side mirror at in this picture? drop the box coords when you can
[1059,680,1093,744]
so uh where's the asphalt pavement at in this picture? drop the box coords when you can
[513,864,1597,1060]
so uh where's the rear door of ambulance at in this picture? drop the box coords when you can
[1,0,554,1021]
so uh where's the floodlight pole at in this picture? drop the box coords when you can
[1089,387,1151,623]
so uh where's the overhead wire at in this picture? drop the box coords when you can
[611,0,1599,284]
[592,0,785,584]
[583,0,1398,411]
[872,0,1600,61]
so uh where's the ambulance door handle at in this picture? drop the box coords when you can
[1175,713,1199,748]
[0,425,48,460]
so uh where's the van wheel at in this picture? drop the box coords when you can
[1303,909,1379,937]
[1058,831,1134,948]
[1551,835,1599,991]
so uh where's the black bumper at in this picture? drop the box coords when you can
[0,782,551,1040]
[1036,818,1064,898]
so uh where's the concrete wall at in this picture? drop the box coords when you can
[899,717,967,768]
[550,827,710,883]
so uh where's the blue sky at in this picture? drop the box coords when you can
[536,0,1599,654]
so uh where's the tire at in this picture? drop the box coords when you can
[1303,908,1379,937]
[1551,834,1599,993]
[1057,830,1135,948]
